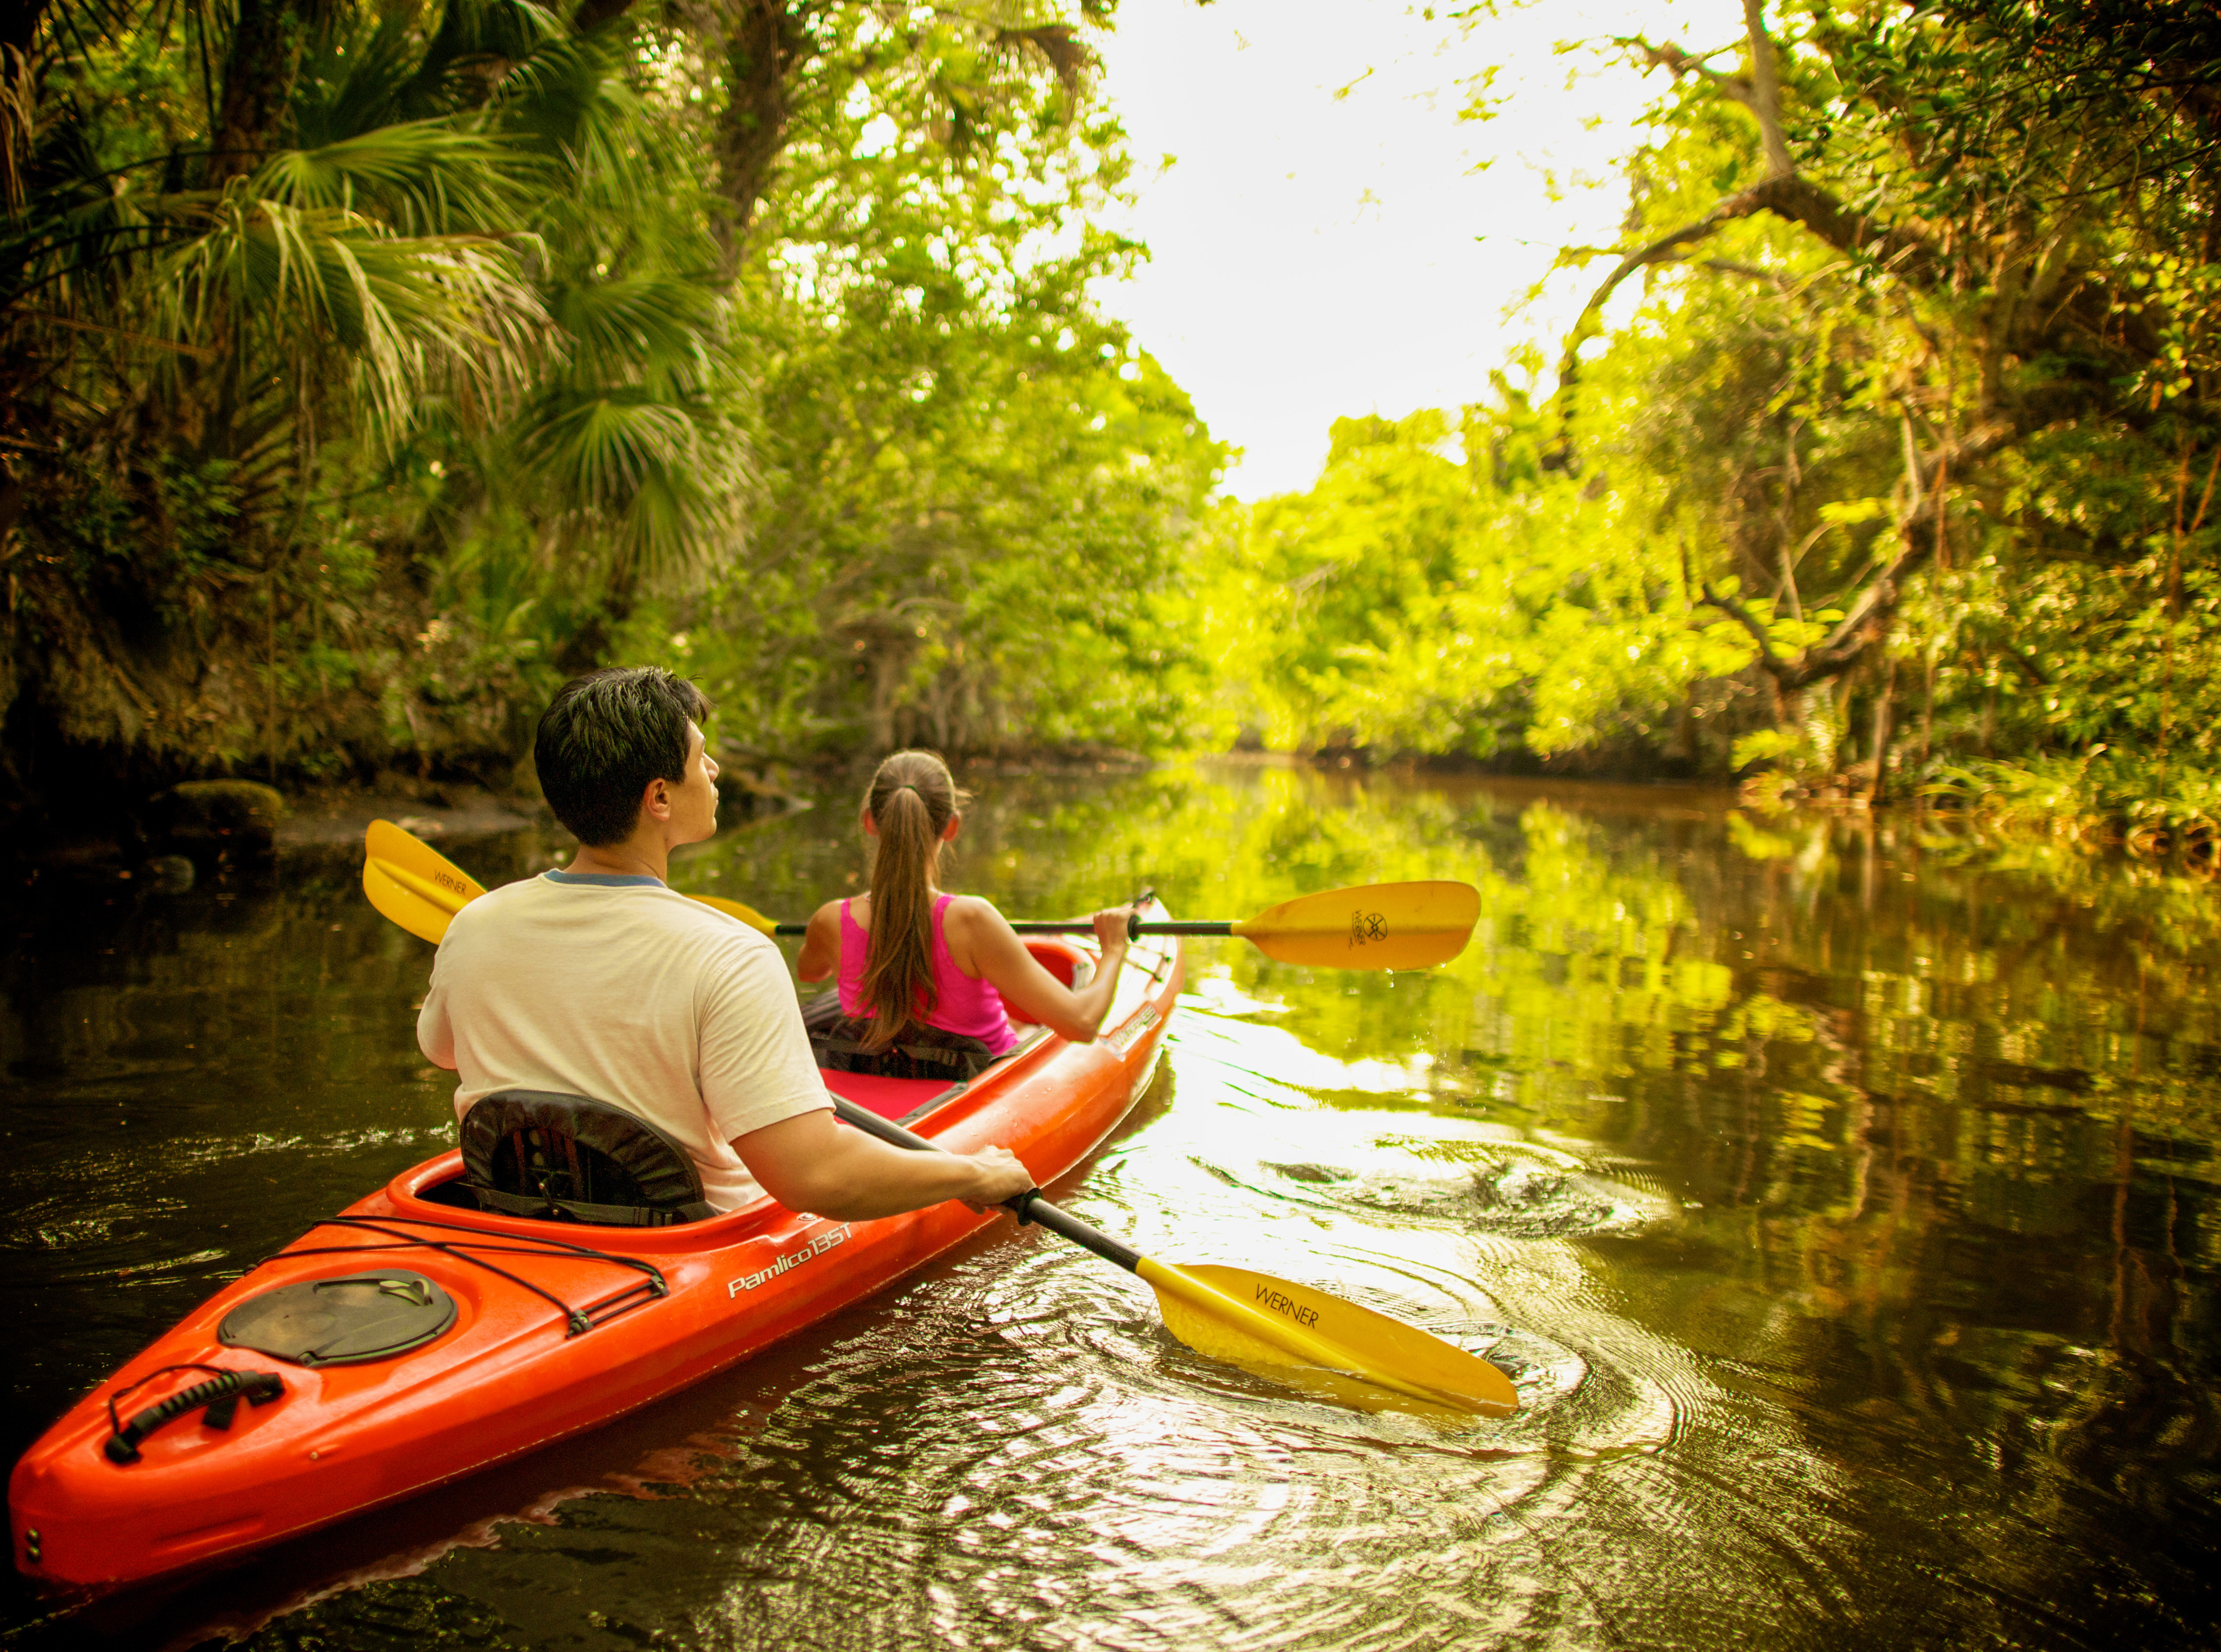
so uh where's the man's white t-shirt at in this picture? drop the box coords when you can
[417,870,831,1212]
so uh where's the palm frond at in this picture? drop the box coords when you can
[1,44,35,212]
[152,186,551,438]
[253,122,541,236]
[546,273,718,387]
[514,385,749,588]
[0,119,180,311]
[618,462,744,590]
[519,387,700,503]
[491,35,651,201]
[291,0,566,142]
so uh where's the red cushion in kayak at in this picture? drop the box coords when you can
[824,1069,951,1121]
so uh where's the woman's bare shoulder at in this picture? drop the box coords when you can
[939,893,1009,948]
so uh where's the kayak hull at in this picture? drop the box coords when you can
[10,923,1181,1592]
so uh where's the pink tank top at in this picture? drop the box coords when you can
[837,894,1019,1055]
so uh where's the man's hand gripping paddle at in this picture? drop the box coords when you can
[361,821,1517,1418]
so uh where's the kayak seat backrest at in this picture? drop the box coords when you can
[459,1090,717,1227]
[799,992,998,1082]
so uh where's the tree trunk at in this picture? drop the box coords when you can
[572,0,634,31]
[208,0,301,188]
[715,1,818,268]
[1740,0,1795,179]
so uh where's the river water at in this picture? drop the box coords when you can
[4,761,2219,1649]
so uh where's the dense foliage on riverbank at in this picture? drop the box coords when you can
[0,0,1220,839]
[1201,0,2221,833]
[5,0,2217,845]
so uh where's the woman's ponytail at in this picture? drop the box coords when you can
[858,751,968,1048]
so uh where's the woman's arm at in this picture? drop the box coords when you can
[795,900,841,983]
[950,900,1131,1042]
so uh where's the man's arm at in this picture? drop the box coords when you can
[704,927,1032,1219]
[733,1108,1034,1221]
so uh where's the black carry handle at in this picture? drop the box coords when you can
[104,1369,284,1464]
[829,1097,1143,1273]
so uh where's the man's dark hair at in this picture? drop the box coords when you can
[535,668,712,846]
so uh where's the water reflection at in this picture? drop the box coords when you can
[3,762,2218,1647]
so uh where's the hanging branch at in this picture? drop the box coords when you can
[1551,6,1942,459]
[1696,420,2013,692]
[1551,176,1941,449]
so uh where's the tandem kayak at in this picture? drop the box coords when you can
[9,914,1182,1592]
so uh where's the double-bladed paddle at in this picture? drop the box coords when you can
[360,821,1517,1417]
[365,820,1478,970]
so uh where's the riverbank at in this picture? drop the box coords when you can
[8,762,813,892]
[19,732,2201,890]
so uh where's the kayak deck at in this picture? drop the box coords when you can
[10,919,1181,1592]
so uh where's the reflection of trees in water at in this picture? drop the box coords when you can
[712,764,2221,1369]
[1468,800,2221,1628]
[693,769,2221,1633]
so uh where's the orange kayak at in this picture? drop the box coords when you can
[9,919,1182,1592]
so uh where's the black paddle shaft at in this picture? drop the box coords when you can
[772,917,1229,940]
[1009,919,1232,938]
[829,1097,1142,1273]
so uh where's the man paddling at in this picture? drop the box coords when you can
[416,666,1035,1219]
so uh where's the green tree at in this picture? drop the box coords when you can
[0,0,1224,832]
[630,3,1223,759]
[1200,0,2221,824]
[1551,0,2221,807]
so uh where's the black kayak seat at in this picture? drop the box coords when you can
[459,1089,718,1227]
[801,992,1000,1082]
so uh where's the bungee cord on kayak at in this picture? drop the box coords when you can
[259,1215,674,1334]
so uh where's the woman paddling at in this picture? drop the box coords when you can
[796,750,1133,1056]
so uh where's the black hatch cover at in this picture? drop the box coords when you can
[219,1270,458,1366]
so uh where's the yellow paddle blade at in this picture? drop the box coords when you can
[364,819,486,944]
[686,891,777,934]
[364,855,459,944]
[367,820,778,940]
[367,820,485,908]
[1137,1257,1517,1418]
[1233,880,1480,970]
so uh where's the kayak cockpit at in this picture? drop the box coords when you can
[373,935,1096,1243]
[799,937,1085,1090]
[815,1021,1053,1123]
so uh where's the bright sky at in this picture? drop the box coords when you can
[1092,0,1705,497]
